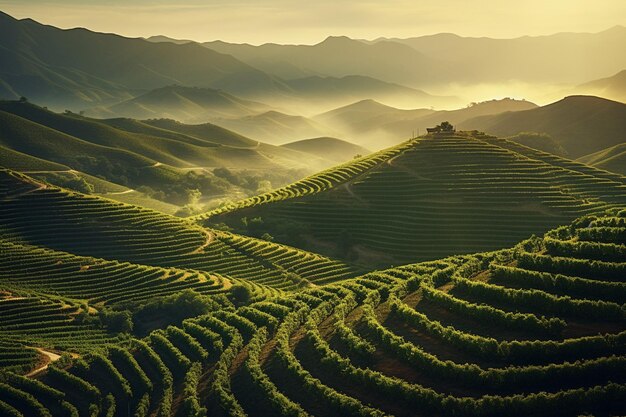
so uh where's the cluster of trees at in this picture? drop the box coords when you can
[130,289,228,331]
[139,170,231,206]
[232,216,309,248]
[39,172,95,194]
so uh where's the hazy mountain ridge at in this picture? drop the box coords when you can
[577,142,626,175]
[574,70,626,103]
[0,100,354,214]
[0,11,300,109]
[315,97,538,149]
[459,95,626,157]
[281,137,371,162]
[212,110,338,145]
[203,27,626,88]
[87,85,271,122]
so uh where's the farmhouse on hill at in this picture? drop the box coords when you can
[427,121,455,134]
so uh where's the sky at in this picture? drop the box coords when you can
[0,0,624,44]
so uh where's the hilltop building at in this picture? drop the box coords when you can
[427,121,455,134]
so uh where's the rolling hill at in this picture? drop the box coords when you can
[213,110,338,145]
[1,204,624,416]
[314,99,435,132]
[87,85,271,122]
[574,70,626,103]
[459,95,626,158]
[204,27,626,88]
[195,131,626,269]
[281,137,371,163]
[0,100,342,211]
[316,98,538,149]
[577,143,626,175]
[0,169,358,292]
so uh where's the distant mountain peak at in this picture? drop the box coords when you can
[318,35,359,46]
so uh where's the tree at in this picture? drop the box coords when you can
[99,308,133,333]
[230,284,252,305]
[19,96,28,102]
[439,121,454,132]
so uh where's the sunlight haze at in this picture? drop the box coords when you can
[0,0,624,44]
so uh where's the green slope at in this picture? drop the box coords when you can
[196,131,626,269]
[0,100,346,211]
[213,110,337,145]
[0,100,333,171]
[90,85,270,122]
[1,210,624,415]
[0,169,358,292]
[140,118,259,148]
[577,143,626,175]
[282,137,371,163]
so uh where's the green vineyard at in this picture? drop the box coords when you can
[1,131,625,417]
[0,203,624,416]
[1,7,625,416]
[199,132,626,268]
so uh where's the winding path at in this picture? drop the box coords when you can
[25,348,61,377]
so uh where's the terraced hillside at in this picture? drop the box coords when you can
[0,169,358,292]
[197,131,626,268]
[1,210,624,416]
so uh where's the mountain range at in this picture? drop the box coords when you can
[2,9,625,118]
